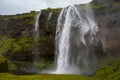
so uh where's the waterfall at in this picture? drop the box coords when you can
[34,11,42,43]
[54,4,101,75]
[46,11,53,27]
[32,3,105,75]
[33,11,42,70]
[48,11,53,21]
[20,11,43,73]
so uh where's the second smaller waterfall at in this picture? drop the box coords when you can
[33,11,42,70]
[48,11,53,21]
[34,11,42,43]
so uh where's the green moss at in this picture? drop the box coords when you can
[3,18,9,21]
[38,36,48,43]
[7,60,17,71]
[0,37,15,55]
[93,59,120,80]
[13,37,34,53]
[0,36,34,62]
[0,25,3,29]
[0,57,7,63]
[33,58,54,69]
[91,3,106,11]
[108,71,120,80]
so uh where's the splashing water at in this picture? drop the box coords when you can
[54,4,101,75]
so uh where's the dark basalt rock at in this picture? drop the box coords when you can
[92,0,120,57]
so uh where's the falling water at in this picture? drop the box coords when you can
[33,11,42,71]
[48,11,53,21]
[54,4,102,75]
[20,11,43,73]
[46,11,53,27]
[34,11,42,43]
[34,11,42,62]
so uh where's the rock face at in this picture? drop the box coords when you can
[0,9,61,62]
[92,0,120,57]
[0,13,35,38]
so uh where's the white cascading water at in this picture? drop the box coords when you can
[48,11,53,21]
[33,11,42,71]
[34,11,42,43]
[46,11,53,27]
[54,4,100,75]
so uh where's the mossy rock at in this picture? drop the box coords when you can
[0,57,8,72]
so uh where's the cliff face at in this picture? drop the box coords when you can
[0,1,120,62]
[0,12,35,38]
[0,8,61,62]
[92,0,120,56]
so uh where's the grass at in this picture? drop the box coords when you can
[0,73,91,80]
